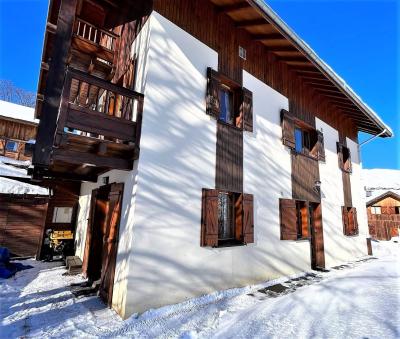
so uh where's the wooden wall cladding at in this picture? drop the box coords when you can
[0,196,48,257]
[291,153,320,203]
[154,0,358,142]
[0,119,37,141]
[216,122,243,193]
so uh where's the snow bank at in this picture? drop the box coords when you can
[0,100,37,123]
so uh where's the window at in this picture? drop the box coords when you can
[219,86,234,125]
[294,126,317,157]
[5,140,18,152]
[395,206,400,214]
[337,143,352,173]
[342,206,359,236]
[371,206,381,215]
[280,199,309,240]
[206,67,253,132]
[218,192,235,242]
[201,189,254,247]
[52,207,73,223]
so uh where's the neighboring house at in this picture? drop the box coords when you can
[363,169,400,240]
[0,101,80,258]
[31,0,392,318]
[0,100,37,161]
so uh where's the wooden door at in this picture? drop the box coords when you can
[82,186,109,281]
[98,183,124,307]
[310,203,325,270]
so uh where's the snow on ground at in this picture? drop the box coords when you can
[1,241,398,338]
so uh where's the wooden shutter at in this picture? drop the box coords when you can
[281,109,295,149]
[279,198,297,240]
[241,88,253,132]
[317,130,326,161]
[342,206,349,235]
[300,202,310,238]
[337,142,344,170]
[99,183,124,306]
[201,188,219,247]
[242,194,254,244]
[206,67,220,119]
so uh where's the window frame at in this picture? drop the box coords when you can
[293,121,318,160]
[52,206,74,224]
[371,206,381,215]
[217,74,243,130]
[5,140,19,153]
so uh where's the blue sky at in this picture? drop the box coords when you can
[0,0,398,169]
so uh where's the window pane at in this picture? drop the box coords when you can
[295,128,303,153]
[52,207,73,223]
[218,193,234,240]
[371,206,381,215]
[219,88,233,125]
[5,141,18,152]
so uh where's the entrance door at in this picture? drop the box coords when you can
[82,183,124,307]
[98,183,124,306]
[309,203,325,270]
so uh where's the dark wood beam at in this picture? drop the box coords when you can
[33,0,78,167]
[235,18,268,28]
[299,76,331,82]
[267,46,298,52]
[218,2,250,13]
[52,149,132,171]
[253,33,284,41]
[305,82,337,89]
[277,55,308,62]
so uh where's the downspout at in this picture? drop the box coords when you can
[359,129,388,148]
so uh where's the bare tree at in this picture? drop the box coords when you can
[0,80,36,107]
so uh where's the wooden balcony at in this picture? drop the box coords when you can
[38,68,144,181]
[71,18,119,65]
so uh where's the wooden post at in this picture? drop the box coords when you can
[33,0,78,167]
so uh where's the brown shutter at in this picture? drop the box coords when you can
[337,143,344,170]
[281,109,295,149]
[317,130,326,161]
[280,198,298,240]
[206,67,220,119]
[342,206,349,235]
[242,193,254,244]
[201,188,219,247]
[241,88,253,132]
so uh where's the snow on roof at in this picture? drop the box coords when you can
[0,100,37,124]
[252,0,393,137]
[362,168,400,203]
[0,177,48,195]
[0,156,48,195]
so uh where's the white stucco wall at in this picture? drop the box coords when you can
[74,11,371,318]
[317,118,367,267]
[122,13,310,316]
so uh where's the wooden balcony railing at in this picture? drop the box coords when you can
[74,18,118,52]
[53,68,144,170]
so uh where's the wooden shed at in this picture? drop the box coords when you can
[0,193,49,257]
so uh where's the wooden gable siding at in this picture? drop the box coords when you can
[291,154,320,203]
[216,122,243,192]
[0,118,37,141]
[154,0,358,142]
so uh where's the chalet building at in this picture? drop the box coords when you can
[364,169,400,241]
[32,0,392,318]
[0,100,37,161]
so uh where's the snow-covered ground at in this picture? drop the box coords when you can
[1,241,399,338]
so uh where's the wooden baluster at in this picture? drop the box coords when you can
[83,23,86,39]
[77,20,81,36]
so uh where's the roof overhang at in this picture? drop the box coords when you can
[213,0,393,137]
